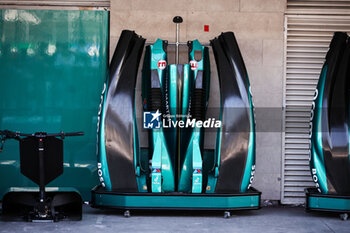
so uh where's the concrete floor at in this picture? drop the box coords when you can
[1,205,350,233]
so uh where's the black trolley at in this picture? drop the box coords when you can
[0,130,83,222]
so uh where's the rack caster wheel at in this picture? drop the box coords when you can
[340,213,348,221]
[124,210,131,218]
[224,211,231,219]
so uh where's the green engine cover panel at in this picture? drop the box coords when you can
[0,9,109,201]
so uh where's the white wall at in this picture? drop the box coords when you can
[110,0,286,200]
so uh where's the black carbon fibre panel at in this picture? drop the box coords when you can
[104,30,145,192]
[321,32,350,194]
[211,32,252,193]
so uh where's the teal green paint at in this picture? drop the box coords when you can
[99,84,112,190]
[167,64,177,160]
[308,196,350,211]
[169,65,178,118]
[151,129,175,192]
[0,9,109,201]
[159,130,175,192]
[315,66,327,164]
[189,40,204,81]
[146,40,174,193]
[94,193,260,209]
[166,64,177,192]
[191,131,202,193]
[149,39,166,88]
[311,145,327,192]
[150,39,166,73]
[311,65,328,193]
[178,43,207,193]
[240,77,256,192]
[177,64,193,193]
[151,133,162,193]
[182,65,190,119]
[183,64,190,119]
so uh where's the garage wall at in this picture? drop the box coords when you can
[110,0,286,200]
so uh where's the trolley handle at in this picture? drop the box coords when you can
[0,130,20,139]
[47,131,84,139]
[0,130,19,152]
[0,130,84,151]
[1,130,84,138]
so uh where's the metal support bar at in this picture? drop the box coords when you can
[176,23,179,64]
[173,16,183,65]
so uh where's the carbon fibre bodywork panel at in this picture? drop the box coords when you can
[211,32,255,193]
[100,30,145,192]
[311,32,350,195]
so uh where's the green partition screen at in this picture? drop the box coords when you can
[0,9,109,201]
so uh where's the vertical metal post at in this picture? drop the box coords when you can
[175,23,179,64]
[173,16,183,65]
[38,138,45,202]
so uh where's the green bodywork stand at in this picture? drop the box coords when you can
[92,29,261,217]
[306,188,350,220]
[92,185,261,214]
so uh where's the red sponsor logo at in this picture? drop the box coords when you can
[157,59,166,70]
[190,60,198,71]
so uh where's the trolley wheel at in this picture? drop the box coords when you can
[224,211,231,219]
[124,210,131,218]
[340,213,348,221]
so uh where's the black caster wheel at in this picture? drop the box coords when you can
[124,210,131,218]
[340,213,348,221]
[224,211,231,219]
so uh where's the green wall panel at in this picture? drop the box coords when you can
[0,9,109,201]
